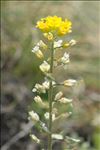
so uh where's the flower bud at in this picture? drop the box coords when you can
[58,97,72,103]
[39,61,50,73]
[34,96,43,103]
[44,112,56,121]
[63,79,76,86]
[29,111,40,122]
[63,43,70,48]
[61,52,70,64]
[42,81,49,89]
[32,83,46,93]
[69,39,76,46]
[30,134,40,144]
[37,40,47,50]
[52,134,63,140]
[54,40,63,48]
[32,46,43,58]
[54,91,63,101]
[47,33,53,40]
[43,32,53,41]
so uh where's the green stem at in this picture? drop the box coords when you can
[48,41,54,150]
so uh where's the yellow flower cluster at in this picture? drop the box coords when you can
[36,16,72,36]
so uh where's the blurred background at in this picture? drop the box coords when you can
[1,1,100,150]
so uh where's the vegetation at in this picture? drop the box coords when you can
[1,1,100,150]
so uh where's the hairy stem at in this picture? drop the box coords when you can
[48,41,54,150]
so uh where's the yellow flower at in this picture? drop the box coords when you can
[36,16,72,36]
[36,21,49,32]
[58,20,72,35]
